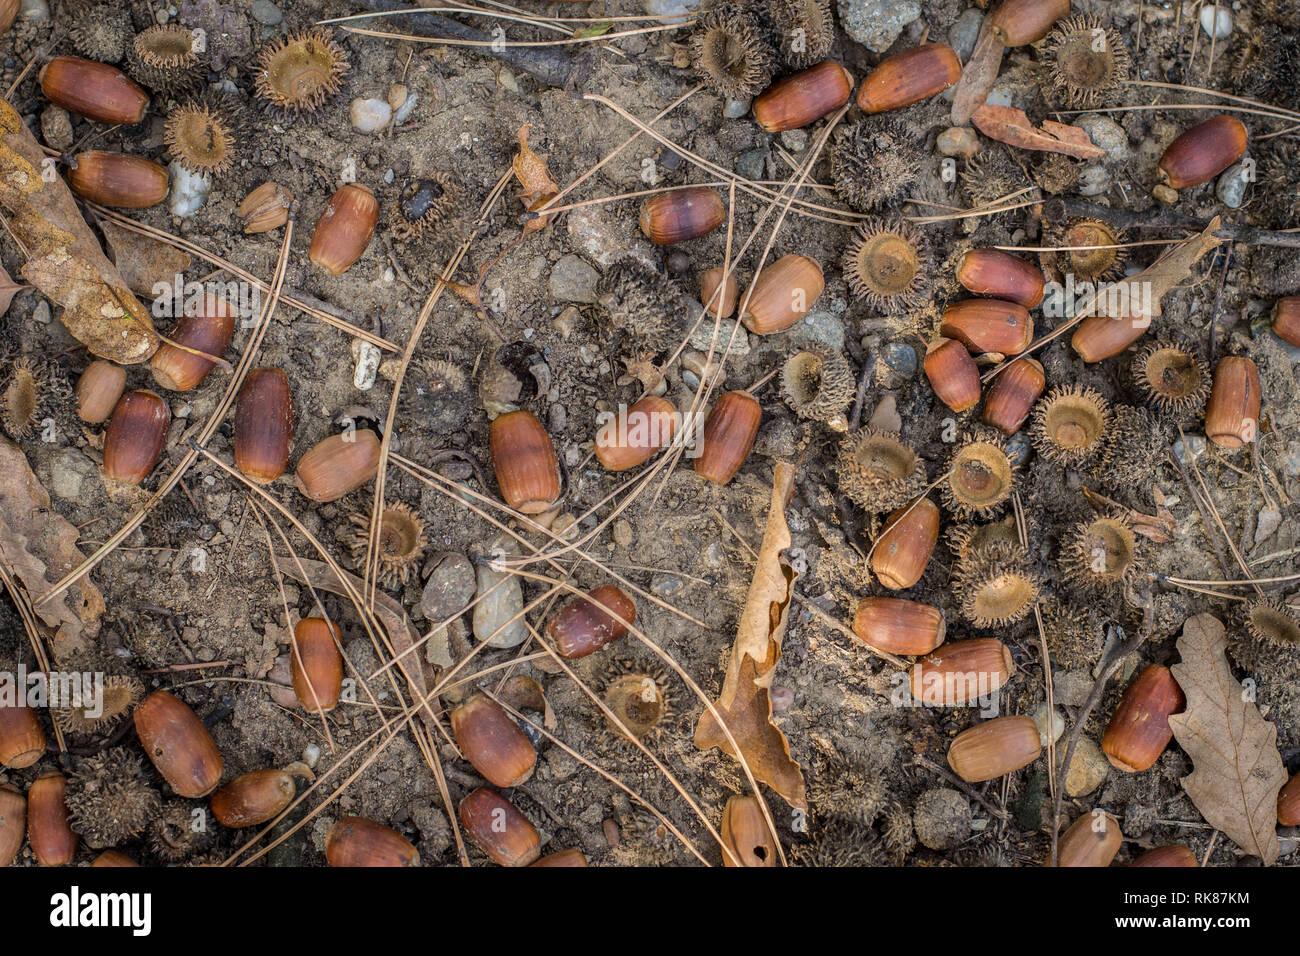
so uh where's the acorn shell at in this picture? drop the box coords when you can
[1204,355,1261,449]
[0,701,46,769]
[852,597,946,656]
[694,390,761,484]
[947,715,1041,782]
[103,389,170,485]
[450,694,537,788]
[150,295,237,392]
[871,498,940,590]
[75,360,127,424]
[982,358,1045,435]
[547,584,636,659]
[1101,664,1185,773]
[239,182,293,234]
[28,773,78,866]
[752,61,852,132]
[720,794,779,867]
[739,254,825,334]
[459,788,541,866]
[1158,116,1248,190]
[325,816,419,867]
[68,150,169,208]
[291,617,344,713]
[911,638,1015,706]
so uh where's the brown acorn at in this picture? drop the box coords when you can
[450,694,537,788]
[1272,297,1300,347]
[988,0,1071,46]
[852,597,946,656]
[1101,664,1185,773]
[982,358,1045,435]
[325,816,419,867]
[856,42,961,113]
[290,617,344,714]
[490,410,561,514]
[1071,313,1149,363]
[28,773,77,866]
[103,390,170,485]
[738,254,825,335]
[956,249,1046,308]
[720,794,779,867]
[459,788,541,867]
[309,183,379,275]
[238,182,292,234]
[694,390,762,484]
[548,584,636,659]
[75,360,126,424]
[0,0,16,36]
[752,61,852,132]
[871,497,940,590]
[1204,356,1261,449]
[947,715,1041,782]
[39,56,149,125]
[940,299,1034,356]
[531,848,588,867]
[1055,810,1122,867]
[234,368,294,484]
[701,267,739,318]
[910,638,1015,706]
[0,786,24,867]
[1278,773,1300,827]
[91,850,139,867]
[210,769,296,828]
[1129,845,1198,867]
[594,396,677,471]
[924,338,981,413]
[0,700,45,769]
[67,151,169,208]
[150,295,236,391]
[1157,116,1248,191]
[638,186,725,245]
[294,429,382,502]
[133,690,223,798]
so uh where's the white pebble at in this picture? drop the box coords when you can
[302,743,321,769]
[167,162,207,218]
[349,98,393,134]
[1200,4,1231,39]
[352,340,381,390]
[393,91,418,126]
[20,0,49,20]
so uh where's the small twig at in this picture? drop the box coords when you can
[1042,197,1300,249]
[913,756,1009,821]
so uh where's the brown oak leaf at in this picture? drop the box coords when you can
[971,104,1106,160]
[513,125,559,233]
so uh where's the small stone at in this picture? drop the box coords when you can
[791,309,845,351]
[736,148,768,182]
[948,8,984,61]
[1076,114,1130,164]
[47,448,89,500]
[838,0,921,53]
[644,0,698,21]
[1052,669,1093,707]
[650,573,684,598]
[937,127,980,159]
[350,98,392,134]
[1032,703,1065,746]
[20,0,49,20]
[168,162,209,218]
[912,788,971,851]
[1216,158,1252,209]
[554,306,581,339]
[985,87,1014,108]
[1199,4,1231,39]
[613,519,633,548]
[1152,183,1179,205]
[883,342,917,377]
[770,684,794,714]
[780,129,809,152]
[302,743,321,769]
[1058,737,1109,797]
[31,301,50,325]
[472,537,528,648]
[724,97,751,119]
[40,106,73,152]
[250,0,282,25]
[548,254,601,304]
[420,553,475,622]
[688,315,750,355]
[1172,433,1206,468]
[1077,164,1111,197]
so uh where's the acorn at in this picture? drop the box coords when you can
[1071,313,1149,363]
[956,250,1045,308]
[75,360,126,424]
[234,368,294,484]
[28,773,77,866]
[210,769,296,828]
[547,584,636,659]
[325,816,419,867]
[947,715,1041,782]
[531,848,589,867]
[310,184,379,275]
[0,700,45,768]
[91,850,139,867]
[752,61,852,132]
[1157,116,1248,191]
[720,794,779,867]
[150,294,236,392]
[738,254,825,334]
[490,410,561,513]
[982,358,1045,435]
[103,390,170,485]
[871,497,940,590]
[1204,356,1261,448]
[638,186,725,245]
[856,42,961,113]
[67,150,169,208]
[238,182,293,234]
[940,299,1034,356]
[133,690,223,798]
[911,638,1015,707]
[701,267,739,318]
[595,396,677,471]
[942,429,1016,517]
[988,0,1071,46]
[1273,297,1300,347]
[1056,810,1122,867]
[290,617,344,714]
[695,390,762,484]
[0,786,23,867]
[1101,664,1185,773]
[924,338,981,413]
[450,694,537,788]
[1278,773,1300,827]
[852,597,946,656]
[294,429,382,502]
[1129,845,1198,867]
[38,56,149,125]
[0,0,16,36]
[459,788,541,866]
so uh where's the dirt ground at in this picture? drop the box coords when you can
[0,0,1298,867]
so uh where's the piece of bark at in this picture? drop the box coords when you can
[951,20,1004,126]
[99,219,191,299]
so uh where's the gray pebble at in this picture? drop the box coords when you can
[548,254,601,304]
[724,97,751,120]
[838,0,921,53]
[781,129,809,152]
[1173,434,1207,467]
[250,0,282,25]
[882,342,917,377]
[1075,114,1131,164]
[1216,158,1252,209]
[736,147,768,181]
[650,573,685,598]
[948,8,984,61]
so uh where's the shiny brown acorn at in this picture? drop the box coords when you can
[75,360,126,424]
[1055,810,1122,867]
[239,182,293,234]
[910,638,1015,706]
[982,358,1045,435]
[0,0,17,36]
[530,848,588,867]
[1272,297,1300,347]
[924,337,981,413]
[67,151,169,208]
[695,390,761,484]
[638,186,725,245]
[210,769,296,828]
[490,410,561,513]
[947,715,1041,782]
[852,597,946,656]
[595,396,677,471]
[133,690,223,798]
[450,694,537,788]
[1157,116,1248,191]
[294,429,382,502]
[150,295,236,391]
[547,584,636,659]
[290,617,344,714]
[39,56,149,125]
[1101,664,1185,772]
[103,390,169,485]
[1071,313,1149,363]
[1129,845,1198,867]
[1204,356,1261,449]
[701,267,739,318]
[1278,773,1300,827]
[856,42,960,113]
[459,788,541,866]
[940,298,1034,356]
[872,498,940,590]
[988,0,1071,46]
[0,786,24,867]
[0,700,46,769]
[91,850,139,867]
[738,254,825,335]
[720,794,779,867]
[28,773,77,866]
[310,183,379,275]
[956,249,1045,308]
[233,368,294,484]
[325,816,419,867]
[752,61,853,132]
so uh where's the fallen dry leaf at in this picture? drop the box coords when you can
[1168,614,1286,865]
[695,461,806,809]
[1097,217,1225,323]
[513,124,560,233]
[1081,487,1176,543]
[0,260,28,316]
[99,219,192,299]
[499,674,557,731]
[971,104,1106,161]
[950,21,1004,126]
